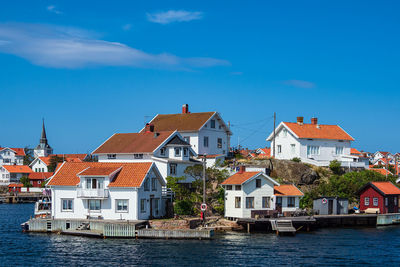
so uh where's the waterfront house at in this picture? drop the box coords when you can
[358,181,400,214]
[221,166,303,219]
[0,147,26,185]
[0,165,32,185]
[141,104,232,161]
[313,197,349,215]
[28,172,53,187]
[47,162,166,220]
[266,117,366,168]
[92,128,198,184]
[8,183,23,193]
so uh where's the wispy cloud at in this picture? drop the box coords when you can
[0,23,229,69]
[283,80,315,89]
[47,5,62,15]
[230,71,243,76]
[122,24,132,31]
[147,10,203,24]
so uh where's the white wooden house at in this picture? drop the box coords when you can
[0,165,32,185]
[0,147,27,185]
[221,166,303,219]
[47,161,166,220]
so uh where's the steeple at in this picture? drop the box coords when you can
[40,118,48,145]
[34,118,53,157]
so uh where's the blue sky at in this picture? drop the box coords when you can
[0,0,399,154]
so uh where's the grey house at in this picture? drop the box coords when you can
[313,197,348,215]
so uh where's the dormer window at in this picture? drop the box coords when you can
[211,120,216,128]
[107,154,116,159]
[183,148,188,157]
[134,154,143,159]
[174,148,181,157]
[86,178,104,189]
[160,147,166,156]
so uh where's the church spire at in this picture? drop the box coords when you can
[40,118,48,144]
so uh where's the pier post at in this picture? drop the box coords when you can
[247,223,250,233]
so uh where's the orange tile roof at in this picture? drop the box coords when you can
[221,172,259,185]
[39,156,83,166]
[47,162,153,187]
[259,148,271,155]
[370,168,393,176]
[8,183,23,187]
[371,182,400,195]
[93,131,174,154]
[3,165,33,173]
[274,184,304,196]
[0,147,25,156]
[79,167,121,176]
[204,154,224,159]
[350,148,362,155]
[284,122,354,141]
[144,112,216,132]
[28,172,54,180]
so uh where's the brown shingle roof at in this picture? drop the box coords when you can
[47,162,153,187]
[144,112,216,132]
[284,122,354,141]
[93,131,174,154]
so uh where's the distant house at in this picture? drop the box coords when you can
[266,116,366,168]
[313,197,349,215]
[256,147,271,156]
[221,166,303,219]
[8,183,23,193]
[372,151,393,164]
[28,172,53,187]
[142,104,232,161]
[30,154,86,173]
[92,129,198,183]
[0,147,26,185]
[0,165,32,185]
[373,157,395,166]
[47,162,166,220]
[358,181,400,214]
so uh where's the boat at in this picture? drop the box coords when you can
[34,189,51,218]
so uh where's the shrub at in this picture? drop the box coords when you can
[329,160,342,175]
[174,199,194,215]
[291,157,301,163]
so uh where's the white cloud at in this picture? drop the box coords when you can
[283,80,315,89]
[47,5,62,15]
[147,10,203,24]
[122,24,132,31]
[0,23,230,69]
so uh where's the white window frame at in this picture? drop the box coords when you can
[134,154,143,159]
[287,197,295,207]
[365,197,370,206]
[88,199,101,212]
[307,146,320,156]
[210,119,216,128]
[277,145,282,154]
[235,196,241,208]
[160,147,166,156]
[282,128,288,137]
[335,146,344,155]
[217,138,223,149]
[174,147,181,157]
[183,148,188,157]
[116,199,128,213]
[262,197,270,208]
[169,163,177,175]
[107,154,116,159]
[373,197,378,207]
[246,197,254,209]
[62,199,73,212]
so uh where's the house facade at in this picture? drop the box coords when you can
[0,147,26,185]
[0,165,32,185]
[30,154,86,173]
[29,172,53,187]
[221,166,303,219]
[358,181,400,214]
[92,129,199,183]
[266,117,366,168]
[47,162,166,220]
[143,104,232,160]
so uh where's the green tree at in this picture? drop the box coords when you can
[47,155,64,172]
[329,160,342,175]
[20,176,31,187]
[23,147,34,165]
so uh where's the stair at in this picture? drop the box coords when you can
[76,222,90,230]
[46,220,52,231]
[271,220,296,235]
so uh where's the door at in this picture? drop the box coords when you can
[150,198,154,219]
[388,196,395,213]
[337,200,342,215]
[328,200,333,215]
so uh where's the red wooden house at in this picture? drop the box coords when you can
[358,181,400,214]
[28,172,53,187]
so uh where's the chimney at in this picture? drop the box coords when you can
[145,123,155,133]
[238,165,246,174]
[182,104,189,114]
[297,116,304,125]
[311,117,318,125]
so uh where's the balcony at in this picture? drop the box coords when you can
[77,188,109,199]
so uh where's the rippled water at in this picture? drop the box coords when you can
[1,204,400,266]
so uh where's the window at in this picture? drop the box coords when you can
[291,144,295,154]
[38,181,41,184]
[134,154,143,159]
[256,179,261,188]
[385,197,388,206]
[235,185,241,191]
[217,138,223,149]
[246,197,254,209]
[373,197,379,207]
[307,146,320,155]
[276,197,282,207]
[174,148,181,157]
[116,199,128,212]
[107,154,116,159]
[364,197,370,206]
[204,136,209,147]
[287,197,295,207]
[154,198,159,216]
[277,145,282,154]
[226,185,232,190]
[151,178,157,191]
[3,159,10,163]
[282,128,288,137]
[140,199,146,213]
[235,197,241,208]
[160,147,166,156]
[169,163,177,175]
[144,179,150,191]
[183,136,190,143]
[183,148,188,157]
[210,120,216,128]
[86,178,103,189]
[62,199,73,211]
[262,197,270,208]
[335,147,344,155]
[88,200,101,211]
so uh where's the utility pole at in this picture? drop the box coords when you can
[273,112,276,157]
[202,154,207,224]
[385,154,388,180]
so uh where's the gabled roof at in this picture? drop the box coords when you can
[267,122,354,141]
[92,131,175,154]
[35,156,83,166]
[221,171,279,186]
[3,165,32,173]
[166,135,190,146]
[0,147,25,156]
[371,182,400,195]
[47,162,159,188]
[274,184,304,196]
[29,172,54,180]
[78,166,122,176]
[257,147,271,155]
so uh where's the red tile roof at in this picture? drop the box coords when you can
[93,131,174,154]
[259,148,271,155]
[221,172,259,185]
[78,167,121,176]
[350,148,362,155]
[28,172,54,180]
[283,122,354,141]
[3,165,32,173]
[0,147,25,156]
[274,184,304,196]
[370,168,393,176]
[144,112,216,132]
[371,182,400,195]
[204,154,224,159]
[39,156,83,166]
[47,162,153,188]
[8,183,23,187]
